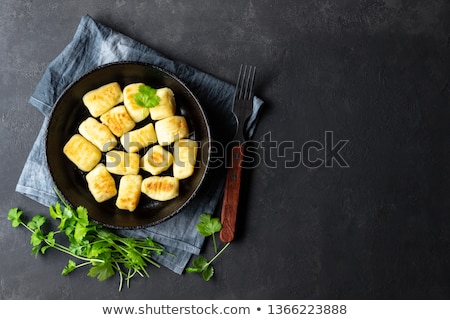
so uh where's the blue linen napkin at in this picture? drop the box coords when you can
[15,14,263,274]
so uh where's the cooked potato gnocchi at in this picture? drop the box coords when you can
[100,105,136,137]
[82,82,123,117]
[120,122,157,153]
[154,115,189,146]
[140,144,174,176]
[173,139,198,180]
[63,134,102,172]
[86,164,117,202]
[150,87,176,120]
[123,83,150,123]
[105,150,140,176]
[141,176,179,201]
[116,174,142,212]
[79,117,117,152]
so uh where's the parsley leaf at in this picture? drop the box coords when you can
[134,85,160,109]
[27,215,46,231]
[186,256,214,281]
[201,263,215,281]
[62,260,77,275]
[197,213,222,237]
[7,208,23,228]
[30,229,45,247]
[88,261,115,282]
[196,213,222,253]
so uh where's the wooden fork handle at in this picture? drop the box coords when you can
[220,144,245,243]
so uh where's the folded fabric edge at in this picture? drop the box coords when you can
[247,96,265,139]
[15,185,58,208]
[28,96,53,117]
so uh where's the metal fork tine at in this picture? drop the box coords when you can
[235,65,244,100]
[243,65,251,100]
[235,64,256,101]
[245,66,256,100]
[242,65,250,100]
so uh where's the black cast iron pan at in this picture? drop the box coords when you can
[46,62,211,229]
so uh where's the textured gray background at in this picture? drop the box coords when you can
[1,0,450,299]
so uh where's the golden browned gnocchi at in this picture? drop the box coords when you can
[63,134,102,172]
[154,115,189,146]
[105,150,140,176]
[85,164,117,202]
[100,105,136,137]
[116,174,142,212]
[123,83,150,123]
[150,87,176,120]
[79,117,117,152]
[173,139,198,180]
[120,122,157,153]
[140,144,174,176]
[82,82,123,117]
[141,176,179,201]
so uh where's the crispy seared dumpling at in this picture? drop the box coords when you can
[105,150,140,175]
[100,105,135,137]
[150,87,176,120]
[79,117,117,152]
[123,83,150,123]
[116,174,142,212]
[140,145,173,175]
[173,139,198,179]
[154,115,189,146]
[141,176,179,201]
[120,122,157,153]
[85,164,117,202]
[63,134,102,172]
[82,82,124,117]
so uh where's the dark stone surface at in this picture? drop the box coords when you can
[1,0,450,299]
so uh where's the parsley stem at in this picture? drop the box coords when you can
[114,262,124,291]
[141,255,161,268]
[207,242,231,266]
[47,241,104,264]
[212,234,218,253]
[20,222,35,233]
[75,261,92,269]
[21,221,105,264]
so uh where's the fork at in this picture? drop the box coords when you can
[220,65,256,243]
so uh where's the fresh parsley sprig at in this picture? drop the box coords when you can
[196,212,222,252]
[134,85,160,109]
[7,201,166,291]
[185,213,230,281]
